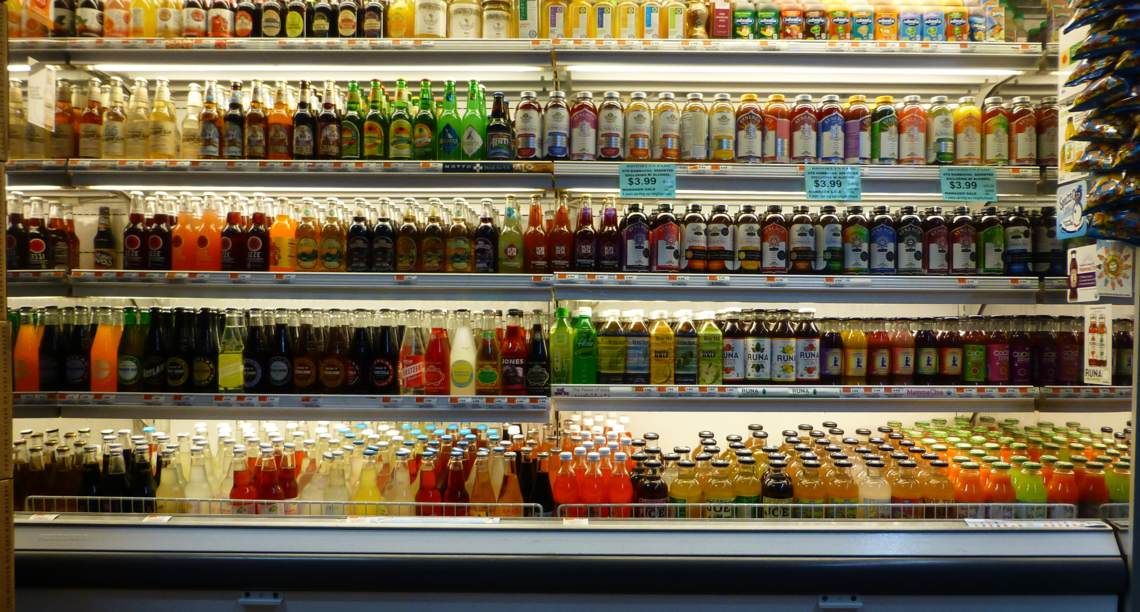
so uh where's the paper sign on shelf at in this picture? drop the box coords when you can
[1084,304,1113,386]
[805,166,862,201]
[27,61,56,131]
[619,163,676,198]
[939,167,997,201]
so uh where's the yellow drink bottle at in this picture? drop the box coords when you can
[567,0,594,37]
[649,311,674,384]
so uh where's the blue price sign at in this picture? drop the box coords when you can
[940,167,998,201]
[619,163,676,198]
[805,166,862,201]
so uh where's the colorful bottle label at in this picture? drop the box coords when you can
[818,107,844,163]
[763,113,789,163]
[843,348,866,377]
[1005,223,1031,274]
[986,343,1009,382]
[746,335,771,382]
[674,336,698,383]
[916,347,938,375]
[899,111,925,164]
[896,221,923,273]
[842,225,869,272]
[789,222,815,271]
[292,124,314,157]
[795,337,819,381]
[626,335,650,382]
[682,220,706,270]
[983,113,1009,165]
[437,123,458,157]
[950,225,976,274]
[570,107,598,161]
[979,224,1004,274]
[653,107,681,160]
[708,107,734,161]
[723,337,746,382]
[816,221,842,272]
[955,113,982,164]
[1010,343,1031,383]
[869,223,896,274]
[706,222,734,271]
[963,343,985,382]
[597,335,625,383]
[928,111,955,164]
[924,225,948,273]
[735,109,763,162]
[891,347,914,375]
[844,115,870,164]
[735,221,761,271]
[758,222,785,273]
[399,354,426,388]
[654,222,680,271]
[390,119,413,159]
[940,347,962,376]
[598,106,624,159]
[791,110,818,162]
[623,221,651,271]
[822,347,843,377]
[487,131,512,160]
[771,338,796,381]
[869,347,890,376]
[871,111,898,163]
[681,108,709,161]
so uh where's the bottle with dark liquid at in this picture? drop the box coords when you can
[291,310,320,394]
[814,205,842,274]
[573,196,597,272]
[526,319,550,396]
[841,206,869,275]
[622,203,652,273]
[868,206,896,275]
[320,310,350,394]
[721,309,746,384]
[636,459,669,518]
[241,310,268,394]
[220,204,247,271]
[500,309,528,396]
[145,197,171,271]
[820,318,843,385]
[548,197,574,272]
[707,204,735,272]
[866,317,891,385]
[7,198,29,270]
[523,196,549,274]
[759,205,787,275]
[769,309,796,385]
[961,315,987,385]
[1114,318,1134,387]
[1009,315,1032,385]
[788,205,815,274]
[744,310,771,385]
[1032,315,1058,386]
[1057,315,1082,385]
[266,309,294,393]
[977,206,1005,275]
[597,197,622,271]
[795,308,820,384]
[369,309,399,394]
[419,206,446,273]
[894,205,923,275]
[651,203,681,273]
[246,199,270,271]
[472,201,498,274]
[761,459,795,517]
[681,204,707,272]
[949,206,977,275]
[914,317,939,385]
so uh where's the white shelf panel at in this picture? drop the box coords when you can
[553,273,1044,304]
[59,270,553,300]
[551,385,1037,412]
[12,392,551,421]
[1038,387,1133,413]
[554,162,1044,197]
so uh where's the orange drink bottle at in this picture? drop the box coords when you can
[171,196,201,271]
[608,451,635,517]
[552,451,580,517]
[1039,455,1058,486]
[827,459,860,518]
[890,460,924,518]
[983,462,1016,518]
[13,307,40,392]
[89,307,120,393]
[923,460,956,518]
[197,193,224,271]
[1077,461,1110,519]
[954,461,985,517]
[1046,461,1079,517]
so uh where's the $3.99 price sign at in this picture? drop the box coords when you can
[619,163,677,198]
[804,166,862,201]
[939,167,998,202]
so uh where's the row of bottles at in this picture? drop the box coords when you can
[7,77,1058,166]
[10,0,1027,41]
[6,191,1069,277]
[14,415,1132,518]
[10,305,553,396]
[545,308,1134,387]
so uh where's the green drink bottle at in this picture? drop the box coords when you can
[571,307,597,385]
[437,79,462,160]
[340,80,364,160]
[460,79,486,161]
[550,307,574,384]
[412,79,437,160]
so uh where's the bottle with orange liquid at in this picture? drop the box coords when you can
[954,461,985,518]
[171,197,200,271]
[840,317,867,385]
[269,197,297,272]
[13,307,40,392]
[608,450,634,517]
[922,459,955,518]
[197,193,223,271]
[89,307,122,393]
[1046,460,1079,517]
[984,462,1016,518]
[523,195,548,274]
[552,450,579,517]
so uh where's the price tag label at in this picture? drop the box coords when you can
[940,167,998,201]
[667,275,688,285]
[619,163,676,198]
[805,165,862,200]
[707,275,730,286]
[616,274,637,284]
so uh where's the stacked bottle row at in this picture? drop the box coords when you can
[11,0,1035,41]
[14,420,538,515]
[11,305,554,396]
[8,191,1068,277]
[550,308,1133,387]
[14,415,1132,518]
[9,77,1059,166]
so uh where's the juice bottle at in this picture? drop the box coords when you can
[652,92,681,161]
[858,460,891,518]
[917,210,947,272]
[573,197,598,271]
[925,96,954,164]
[593,0,616,37]
[651,203,681,272]
[923,460,955,517]
[897,4,921,39]
[922,5,944,40]
[616,0,638,37]
[816,95,844,164]
[948,206,976,275]
[794,460,827,518]
[569,92,597,161]
[788,206,815,273]
[868,205,896,275]
[893,206,923,275]
[637,460,669,518]
[89,308,120,393]
[622,92,652,161]
[548,197,574,272]
[897,95,926,165]
[945,4,967,39]
[790,95,818,164]
[13,308,40,392]
[1057,316,1081,385]
[1046,461,1079,515]
[708,93,736,162]
[721,309,747,384]
[914,318,939,385]
[172,199,200,271]
[820,318,843,384]
[953,96,982,165]
[550,308,574,384]
[129,0,157,36]
[597,92,625,161]
[571,308,597,384]
[1016,461,1048,518]
[1003,206,1031,275]
[448,312,476,396]
[697,311,723,385]
[646,311,674,385]
[424,310,452,396]
[607,452,634,516]
[660,0,685,37]
[827,460,859,518]
[841,318,867,385]
[890,319,915,385]
[814,205,842,272]
[577,453,606,517]
[890,460,924,518]
[1009,96,1036,167]
[597,199,622,271]
[735,94,764,163]
[841,205,869,275]
[732,0,755,37]
[499,309,527,395]
[498,197,525,273]
[981,96,1009,166]
[867,318,891,385]
[977,206,1004,275]
[843,94,870,165]
[319,206,347,272]
[779,2,802,37]
[984,461,1016,517]
[674,310,699,384]
[702,459,736,518]
[1108,462,1130,504]
[474,327,502,395]
[763,94,790,164]
[755,205,785,274]
[619,203,651,272]
[870,95,898,165]
[523,196,549,274]
[954,461,985,517]
[874,3,897,38]
[961,315,986,384]
[795,308,820,383]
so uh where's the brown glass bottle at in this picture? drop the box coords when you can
[320,310,349,394]
[759,205,787,275]
[921,206,948,275]
[395,208,419,272]
[706,204,735,273]
[419,207,446,273]
[948,206,977,276]
[635,459,669,518]
[735,204,762,273]
[815,205,842,273]
[841,206,869,275]
[788,205,815,274]
[681,204,707,272]
[292,311,321,393]
[722,309,746,384]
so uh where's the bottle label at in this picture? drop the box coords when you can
[446,236,471,272]
[861,496,892,519]
[261,7,281,35]
[895,221,923,272]
[924,224,948,273]
[770,338,795,381]
[822,347,842,376]
[761,496,793,518]
[963,344,985,381]
[192,357,217,387]
[928,111,955,163]
[77,6,105,35]
[487,131,512,160]
[472,236,495,273]
[980,224,1004,273]
[447,359,473,389]
[723,337,747,382]
[50,123,76,158]
[182,7,206,34]
[208,7,233,35]
[813,221,841,271]
[1004,224,1031,274]
[791,110,817,161]
[339,122,360,159]
[983,114,1009,164]
[844,348,866,376]
[706,222,734,270]
[680,108,709,161]
[736,109,763,162]
[916,347,938,376]
[242,358,263,388]
[899,111,926,164]
[597,335,626,381]
[292,124,314,157]
[869,347,890,376]
[871,112,898,162]
[240,123,264,158]
[318,122,341,157]
[234,8,254,35]
[103,120,127,157]
[78,123,102,158]
[891,347,914,375]
[699,338,722,384]
[682,221,707,269]
[674,336,698,382]
[399,354,425,388]
[842,224,869,272]
[708,107,734,160]
[626,336,650,378]
[940,347,962,376]
[547,4,565,38]
[570,107,598,161]
[654,222,680,271]
[869,222,896,273]
[955,114,981,163]
[265,355,291,387]
[757,222,785,272]
[371,236,394,271]
[390,119,413,159]
[460,124,483,158]
[448,4,479,37]
[267,124,290,157]
[516,108,542,158]
[435,122,457,157]
[598,105,625,159]
[654,107,681,160]
[746,336,771,381]
[844,116,870,163]
[544,106,569,158]
[1010,344,1031,383]
[818,108,844,163]
[950,225,976,274]
[795,337,820,381]
[623,222,651,270]
[296,236,319,271]
[117,356,142,386]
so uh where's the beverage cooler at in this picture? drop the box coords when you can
[5,0,1140,610]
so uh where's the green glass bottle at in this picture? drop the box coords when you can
[363,79,387,160]
[413,79,437,160]
[460,79,486,161]
[437,79,462,161]
[388,78,413,160]
[550,307,574,384]
[497,195,525,273]
[571,308,597,385]
[340,80,364,160]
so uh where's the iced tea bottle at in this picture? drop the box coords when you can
[841,206,869,275]
[889,319,915,385]
[841,317,867,385]
[722,309,747,384]
[697,311,723,385]
[948,206,976,276]
[820,318,843,385]
[914,318,939,385]
[866,318,891,385]
[961,315,987,385]
[674,310,699,385]
[649,311,674,385]
[795,308,820,384]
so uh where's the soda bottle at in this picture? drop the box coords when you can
[523,196,549,274]
[366,309,398,394]
[819,317,842,385]
[118,192,147,270]
[424,309,452,396]
[192,308,219,393]
[320,205,347,272]
[1057,316,1082,385]
[648,311,674,385]
[317,310,348,394]
[34,307,60,391]
[526,317,550,396]
[961,315,987,385]
[696,311,722,385]
[6,195,29,270]
[571,308,597,385]
[397,310,426,395]
[137,307,165,392]
[197,193,223,271]
[245,198,271,272]
[269,198,297,272]
[550,308,574,385]
[242,310,269,393]
[220,203,247,271]
[841,317,867,385]
[914,317,939,385]
[216,309,245,391]
[45,201,69,271]
[795,308,820,384]
[89,307,120,392]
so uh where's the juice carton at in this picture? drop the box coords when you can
[898,5,922,40]
[922,5,945,40]
[711,0,733,37]
[874,3,897,39]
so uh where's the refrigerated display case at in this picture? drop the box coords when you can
[6,3,1140,610]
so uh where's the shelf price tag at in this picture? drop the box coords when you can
[940,167,997,201]
[619,163,676,198]
[805,165,862,201]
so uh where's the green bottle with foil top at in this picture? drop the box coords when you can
[571,307,597,385]
[869,95,899,165]
[697,311,723,385]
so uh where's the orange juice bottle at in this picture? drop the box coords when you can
[922,459,955,517]
[13,307,40,392]
[840,317,868,385]
[89,307,120,393]
[954,461,985,517]
[874,2,897,39]
[172,196,201,271]
[794,459,828,518]
[827,459,860,518]
[270,197,297,272]
[984,461,1016,517]
[890,459,924,518]
[197,193,223,271]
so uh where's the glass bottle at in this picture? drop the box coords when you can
[680,93,709,162]
[870,95,898,165]
[651,92,680,161]
[953,95,982,166]
[623,92,652,161]
[762,93,790,164]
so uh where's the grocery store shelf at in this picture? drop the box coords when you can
[59,269,553,301]
[4,159,555,191]
[552,273,1045,304]
[6,270,69,297]
[1041,279,1136,305]
[1037,387,1134,413]
[11,392,552,421]
[551,385,1038,412]
[554,162,1043,197]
